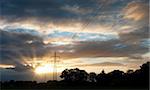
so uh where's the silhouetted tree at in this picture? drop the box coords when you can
[107,70,124,86]
[133,62,149,87]
[60,68,88,82]
[96,70,109,86]
[88,72,97,82]
[126,69,134,74]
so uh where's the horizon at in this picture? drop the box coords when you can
[1,61,149,82]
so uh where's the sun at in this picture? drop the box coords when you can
[34,64,53,74]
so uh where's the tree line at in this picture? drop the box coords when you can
[60,62,149,88]
[1,62,149,89]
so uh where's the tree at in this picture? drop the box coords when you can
[96,70,109,85]
[60,69,70,81]
[134,62,149,87]
[88,72,97,82]
[126,70,134,74]
[107,70,124,86]
[60,68,88,82]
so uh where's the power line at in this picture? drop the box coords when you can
[70,0,109,40]
[51,0,110,43]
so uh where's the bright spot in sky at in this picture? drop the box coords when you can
[34,64,53,74]
[51,41,73,45]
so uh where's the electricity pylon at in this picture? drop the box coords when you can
[51,52,60,81]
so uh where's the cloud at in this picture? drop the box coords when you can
[74,62,125,67]
[123,1,149,21]
[6,64,34,72]
[0,68,35,81]
[0,28,148,68]
[0,0,99,22]
[53,40,148,59]
[0,30,47,65]
[0,18,118,35]
[119,26,149,44]
[61,5,93,15]
[0,0,129,35]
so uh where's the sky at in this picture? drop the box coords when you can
[0,0,149,82]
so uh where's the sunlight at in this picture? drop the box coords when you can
[51,41,73,45]
[34,64,53,74]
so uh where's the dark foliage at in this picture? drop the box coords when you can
[60,68,88,82]
[1,62,149,89]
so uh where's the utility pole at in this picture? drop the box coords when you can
[51,52,60,81]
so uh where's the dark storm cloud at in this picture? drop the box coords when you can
[0,30,47,65]
[0,0,95,21]
[0,0,127,23]
[0,0,148,25]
